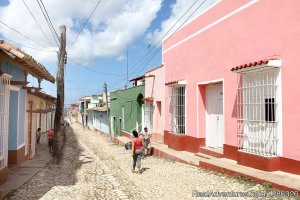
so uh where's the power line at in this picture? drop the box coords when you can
[129,0,200,74]
[0,36,56,52]
[129,0,208,77]
[109,1,207,89]
[40,0,59,39]
[0,20,49,48]
[22,0,55,48]
[69,58,124,77]
[68,0,102,51]
[35,0,60,47]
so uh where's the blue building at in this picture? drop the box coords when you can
[0,41,55,184]
[87,107,110,134]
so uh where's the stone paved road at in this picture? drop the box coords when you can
[7,124,284,200]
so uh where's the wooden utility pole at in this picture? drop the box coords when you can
[53,25,66,163]
[104,82,112,140]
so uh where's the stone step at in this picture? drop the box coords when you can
[198,146,224,158]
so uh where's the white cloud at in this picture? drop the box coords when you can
[146,0,218,45]
[0,0,162,64]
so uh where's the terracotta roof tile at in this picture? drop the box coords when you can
[231,59,273,72]
[0,40,55,83]
[165,80,179,86]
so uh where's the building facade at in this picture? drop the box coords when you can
[0,41,55,184]
[87,107,110,134]
[163,0,300,175]
[78,96,91,127]
[143,65,165,143]
[110,84,144,136]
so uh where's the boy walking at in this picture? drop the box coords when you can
[141,127,152,157]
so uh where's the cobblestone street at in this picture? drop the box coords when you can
[7,124,280,200]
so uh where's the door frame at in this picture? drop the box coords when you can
[196,78,224,143]
[9,86,20,150]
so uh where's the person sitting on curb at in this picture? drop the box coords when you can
[141,127,152,157]
[131,130,144,174]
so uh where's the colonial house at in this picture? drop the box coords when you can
[142,64,165,143]
[0,40,55,184]
[78,96,91,127]
[86,107,110,134]
[86,93,110,133]
[25,90,56,158]
[162,0,300,175]
[110,76,144,136]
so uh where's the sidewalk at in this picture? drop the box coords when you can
[114,135,300,193]
[0,144,51,199]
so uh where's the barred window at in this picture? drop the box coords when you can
[169,86,185,134]
[237,68,279,157]
[0,74,11,170]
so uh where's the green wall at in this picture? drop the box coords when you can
[110,85,144,136]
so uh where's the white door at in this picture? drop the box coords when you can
[206,84,224,148]
[143,102,153,132]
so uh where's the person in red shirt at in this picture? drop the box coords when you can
[131,130,144,174]
[48,129,54,153]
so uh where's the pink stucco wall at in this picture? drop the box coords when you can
[163,0,300,160]
[145,65,165,135]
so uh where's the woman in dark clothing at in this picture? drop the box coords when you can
[131,130,144,174]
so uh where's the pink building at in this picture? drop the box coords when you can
[143,65,165,143]
[163,0,300,175]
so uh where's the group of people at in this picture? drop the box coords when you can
[131,127,152,174]
[36,128,54,153]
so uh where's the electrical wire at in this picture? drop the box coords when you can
[69,58,124,77]
[128,0,200,74]
[128,0,208,77]
[40,0,59,38]
[0,20,49,48]
[68,0,102,51]
[0,36,56,52]
[22,0,55,48]
[35,0,60,47]
[109,0,206,88]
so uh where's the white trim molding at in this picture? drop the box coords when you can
[174,0,222,33]
[163,0,259,54]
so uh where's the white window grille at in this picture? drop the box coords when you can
[143,102,153,132]
[237,68,280,157]
[0,74,11,170]
[169,86,186,134]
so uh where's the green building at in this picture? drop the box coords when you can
[110,83,144,136]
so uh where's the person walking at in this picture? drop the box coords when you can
[141,127,152,157]
[131,130,144,174]
[48,129,54,153]
[36,128,42,145]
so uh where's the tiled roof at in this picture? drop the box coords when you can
[0,40,55,83]
[231,58,276,72]
[165,80,179,86]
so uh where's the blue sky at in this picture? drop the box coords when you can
[0,0,217,105]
